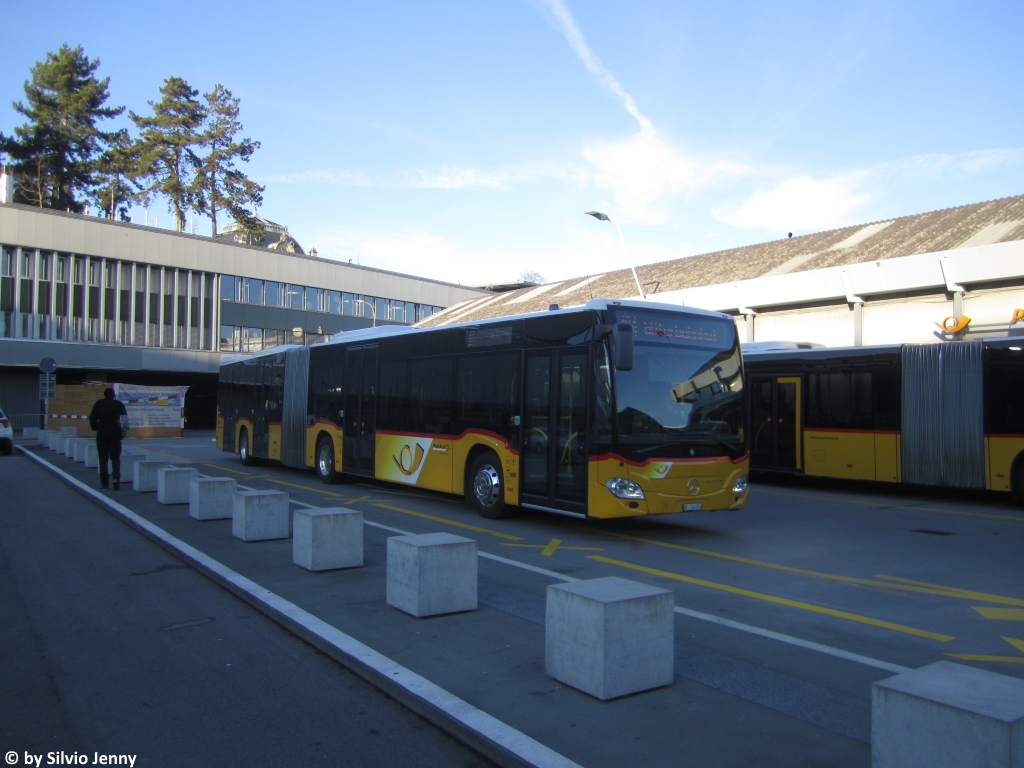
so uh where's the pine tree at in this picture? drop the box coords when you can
[232,209,266,245]
[195,84,263,237]
[90,128,138,220]
[0,45,123,211]
[130,77,206,231]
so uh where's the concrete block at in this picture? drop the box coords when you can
[546,576,674,701]
[22,427,40,442]
[84,443,99,468]
[74,440,91,462]
[46,431,59,450]
[64,437,82,458]
[386,533,477,617]
[118,453,147,479]
[873,660,1024,768]
[133,460,171,492]
[293,508,363,571]
[54,433,70,453]
[232,490,290,541]
[60,426,77,435]
[157,467,199,504]
[189,477,237,520]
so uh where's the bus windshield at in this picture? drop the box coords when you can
[611,309,745,460]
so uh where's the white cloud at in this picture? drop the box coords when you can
[260,169,372,186]
[400,166,510,189]
[532,0,744,224]
[713,175,869,232]
[585,131,745,224]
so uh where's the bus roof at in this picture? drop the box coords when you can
[323,298,735,347]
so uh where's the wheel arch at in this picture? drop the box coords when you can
[462,442,502,498]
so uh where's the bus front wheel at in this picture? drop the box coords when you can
[468,452,510,519]
[316,435,337,484]
[238,429,255,466]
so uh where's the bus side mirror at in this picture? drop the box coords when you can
[613,323,634,371]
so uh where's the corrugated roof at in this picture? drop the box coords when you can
[418,193,1024,327]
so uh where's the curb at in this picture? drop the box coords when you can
[16,445,581,768]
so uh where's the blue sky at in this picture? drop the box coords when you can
[4,0,1021,286]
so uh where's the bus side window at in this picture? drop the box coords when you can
[411,357,454,435]
[456,352,519,444]
[380,360,410,430]
[873,366,900,432]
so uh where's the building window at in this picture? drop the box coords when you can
[265,281,282,307]
[327,290,341,314]
[243,277,264,305]
[285,284,303,308]
[305,286,323,312]
[221,275,239,301]
[342,292,356,316]
[220,325,240,352]
[244,327,262,352]
[264,328,286,349]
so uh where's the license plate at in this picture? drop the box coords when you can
[683,503,703,512]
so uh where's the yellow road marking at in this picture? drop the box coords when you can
[973,607,1024,620]
[755,487,1024,523]
[200,463,253,477]
[587,555,955,642]
[946,636,1024,663]
[873,575,1024,607]
[502,542,603,553]
[373,503,523,541]
[344,495,372,505]
[263,477,347,497]
[595,531,1024,607]
[541,539,562,557]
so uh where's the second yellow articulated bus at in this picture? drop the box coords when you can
[216,299,750,520]
[742,338,1024,501]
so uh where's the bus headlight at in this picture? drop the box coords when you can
[732,475,749,494]
[605,478,645,500]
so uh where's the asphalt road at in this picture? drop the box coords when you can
[8,432,1024,768]
[0,450,493,768]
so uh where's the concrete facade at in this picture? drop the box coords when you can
[292,508,363,571]
[133,460,170,492]
[232,490,290,541]
[545,576,675,701]
[385,533,477,618]
[872,660,1024,768]
[157,467,199,504]
[189,477,237,521]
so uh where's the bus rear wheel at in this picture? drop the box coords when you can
[316,435,337,484]
[238,429,255,466]
[468,451,511,519]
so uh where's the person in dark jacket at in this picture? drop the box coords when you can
[89,388,128,490]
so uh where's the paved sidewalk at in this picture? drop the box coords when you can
[0,452,493,768]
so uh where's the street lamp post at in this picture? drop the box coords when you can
[584,211,646,299]
[353,299,378,328]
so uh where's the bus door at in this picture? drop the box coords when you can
[343,345,377,476]
[521,349,588,515]
[750,375,802,471]
[253,359,269,457]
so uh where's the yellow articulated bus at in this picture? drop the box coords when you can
[742,338,1024,501]
[216,299,750,519]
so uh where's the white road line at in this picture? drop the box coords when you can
[21,448,581,768]
[204,463,912,676]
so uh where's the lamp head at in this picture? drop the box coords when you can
[584,211,610,221]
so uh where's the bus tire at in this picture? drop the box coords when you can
[238,429,255,466]
[316,435,337,484]
[468,451,510,519]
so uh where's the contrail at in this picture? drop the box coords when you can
[531,0,654,134]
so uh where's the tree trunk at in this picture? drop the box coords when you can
[211,204,218,238]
